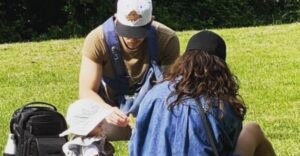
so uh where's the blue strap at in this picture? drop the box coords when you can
[147,26,163,82]
[103,17,129,94]
[102,16,161,95]
[103,16,128,77]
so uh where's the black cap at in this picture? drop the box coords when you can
[186,31,226,60]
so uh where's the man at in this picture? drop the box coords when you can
[79,0,180,140]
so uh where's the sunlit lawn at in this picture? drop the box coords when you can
[0,22,299,155]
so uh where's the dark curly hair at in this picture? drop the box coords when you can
[165,50,247,119]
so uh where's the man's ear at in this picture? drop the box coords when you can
[151,16,155,21]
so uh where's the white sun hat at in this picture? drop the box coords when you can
[59,99,113,137]
[115,0,153,38]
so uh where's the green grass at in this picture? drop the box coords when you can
[1,22,299,155]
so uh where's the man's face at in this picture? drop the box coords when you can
[122,37,145,49]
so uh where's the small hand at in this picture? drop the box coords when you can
[105,107,129,127]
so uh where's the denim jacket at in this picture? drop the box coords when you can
[130,81,242,156]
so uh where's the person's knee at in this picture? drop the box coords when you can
[244,122,276,156]
[236,122,262,146]
[244,122,263,134]
[243,121,266,143]
[103,121,132,141]
[235,122,266,156]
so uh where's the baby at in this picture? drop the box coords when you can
[60,99,114,156]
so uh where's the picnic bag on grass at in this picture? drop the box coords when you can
[5,101,67,156]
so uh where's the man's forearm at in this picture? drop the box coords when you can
[79,89,112,109]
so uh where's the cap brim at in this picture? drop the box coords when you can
[116,21,151,38]
[59,109,113,137]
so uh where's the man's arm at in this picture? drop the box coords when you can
[79,56,129,127]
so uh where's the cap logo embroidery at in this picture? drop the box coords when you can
[126,10,142,22]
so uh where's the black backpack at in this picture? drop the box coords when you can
[9,102,68,156]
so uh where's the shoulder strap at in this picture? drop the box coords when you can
[147,26,158,64]
[103,16,162,93]
[102,17,161,93]
[196,98,220,156]
[103,16,128,77]
[103,17,159,75]
[147,25,163,81]
[102,16,130,94]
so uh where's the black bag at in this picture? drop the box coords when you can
[9,102,68,156]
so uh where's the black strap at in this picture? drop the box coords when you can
[196,98,219,156]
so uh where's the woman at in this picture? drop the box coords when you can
[130,31,276,156]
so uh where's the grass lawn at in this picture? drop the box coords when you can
[0,22,299,155]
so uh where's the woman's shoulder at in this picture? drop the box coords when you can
[148,80,174,96]
[138,81,174,111]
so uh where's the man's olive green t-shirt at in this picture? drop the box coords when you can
[82,21,180,101]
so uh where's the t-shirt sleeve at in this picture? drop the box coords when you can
[81,27,106,64]
[153,21,180,72]
[160,34,180,66]
[82,144,99,156]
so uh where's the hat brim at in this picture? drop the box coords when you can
[116,21,151,38]
[59,109,113,137]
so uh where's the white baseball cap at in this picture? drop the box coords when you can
[115,0,153,38]
[59,99,113,137]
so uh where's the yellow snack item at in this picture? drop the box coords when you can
[129,113,136,129]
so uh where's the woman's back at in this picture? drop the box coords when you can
[130,80,242,156]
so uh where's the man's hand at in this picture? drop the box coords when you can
[105,107,129,127]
